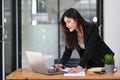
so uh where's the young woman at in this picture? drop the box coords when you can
[54,8,114,73]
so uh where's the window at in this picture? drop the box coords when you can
[59,0,97,58]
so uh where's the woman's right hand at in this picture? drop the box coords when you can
[53,64,63,71]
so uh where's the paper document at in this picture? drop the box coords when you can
[61,68,86,76]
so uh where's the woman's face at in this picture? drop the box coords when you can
[64,16,77,32]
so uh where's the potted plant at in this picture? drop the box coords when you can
[103,54,114,74]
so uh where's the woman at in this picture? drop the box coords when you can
[54,8,114,73]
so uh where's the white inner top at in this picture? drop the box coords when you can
[79,43,85,49]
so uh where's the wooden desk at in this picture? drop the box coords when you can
[7,68,120,80]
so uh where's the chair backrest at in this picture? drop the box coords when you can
[54,58,80,67]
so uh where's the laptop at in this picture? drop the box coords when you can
[25,51,67,75]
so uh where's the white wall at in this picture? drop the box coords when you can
[104,0,120,68]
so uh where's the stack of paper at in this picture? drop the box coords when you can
[87,67,105,72]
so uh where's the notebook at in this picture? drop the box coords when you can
[25,51,67,75]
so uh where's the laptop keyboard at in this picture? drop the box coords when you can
[48,69,67,74]
[48,69,58,73]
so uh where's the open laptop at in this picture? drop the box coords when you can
[25,51,67,75]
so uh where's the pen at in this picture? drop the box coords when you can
[61,66,65,69]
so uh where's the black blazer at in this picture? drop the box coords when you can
[60,23,114,68]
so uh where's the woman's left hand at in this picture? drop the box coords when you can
[68,65,83,73]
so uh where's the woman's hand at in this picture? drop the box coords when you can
[53,64,63,71]
[68,65,83,73]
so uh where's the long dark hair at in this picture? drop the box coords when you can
[61,8,88,49]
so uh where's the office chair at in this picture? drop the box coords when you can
[54,58,80,67]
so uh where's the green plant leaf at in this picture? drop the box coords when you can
[103,54,114,64]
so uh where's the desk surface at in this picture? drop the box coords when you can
[7,68,120,80]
